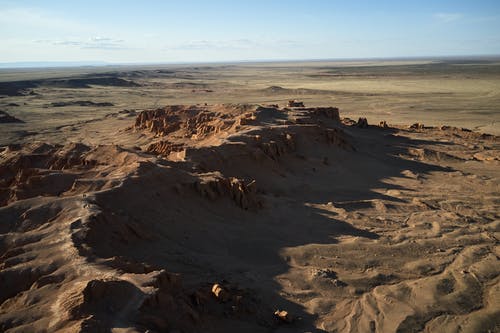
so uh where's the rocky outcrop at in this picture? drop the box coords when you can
[356,117,368,128]
[287,100,305,107]
[195,175,262,210]
[134,104,343,143]
[309,107,340,121]
[134,105,237,139]
[147,140,184,156]
[0,143,89,205]
[0,143,137,206]
[137,270,200,332]
[134,107,182,136]
[184,110,225,139]
[325,128,354,150]
[409,122,424,130]
[259,133,296,160]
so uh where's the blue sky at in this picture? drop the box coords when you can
[1,0,500,64]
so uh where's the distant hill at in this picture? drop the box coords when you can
[0,61,108,69]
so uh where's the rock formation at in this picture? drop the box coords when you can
[409,122,424,129]
[287,100,305,107]
[146,140,184,157]
[1,103,498,333]
[356,117,368,128]
[195,175,262,210]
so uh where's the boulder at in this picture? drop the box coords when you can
[211,283,230,302]
[274,310,294,323]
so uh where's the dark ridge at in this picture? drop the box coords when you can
[0,77,140,97]
[155,70,175,74]
[0,81,38,96]
[263,85,287,93]
[45,77,140,88]
[83,71,149,78]
[169,82,208,88]
[49,101,115,107]
[0,110,24,123]
[261,85,332,95]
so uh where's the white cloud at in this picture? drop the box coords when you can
[90,36,124,43]
[169,38,301,51]
[171,39,260,50]
[433,13,463,23]
[34,37,128,50]
[52,40,82,46]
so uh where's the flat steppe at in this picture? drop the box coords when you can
[1,59,500,145]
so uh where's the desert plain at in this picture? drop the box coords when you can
[0,59,499,332]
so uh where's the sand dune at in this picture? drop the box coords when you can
[0,103,498,332]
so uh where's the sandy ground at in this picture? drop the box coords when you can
[0,60,499,332]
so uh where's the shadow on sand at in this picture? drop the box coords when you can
[85,125,450,332]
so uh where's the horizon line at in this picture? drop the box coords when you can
[2,54,500,70]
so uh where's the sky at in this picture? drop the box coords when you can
[1,0,500,65]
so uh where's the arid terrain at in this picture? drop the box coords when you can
[0,59,499,332]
